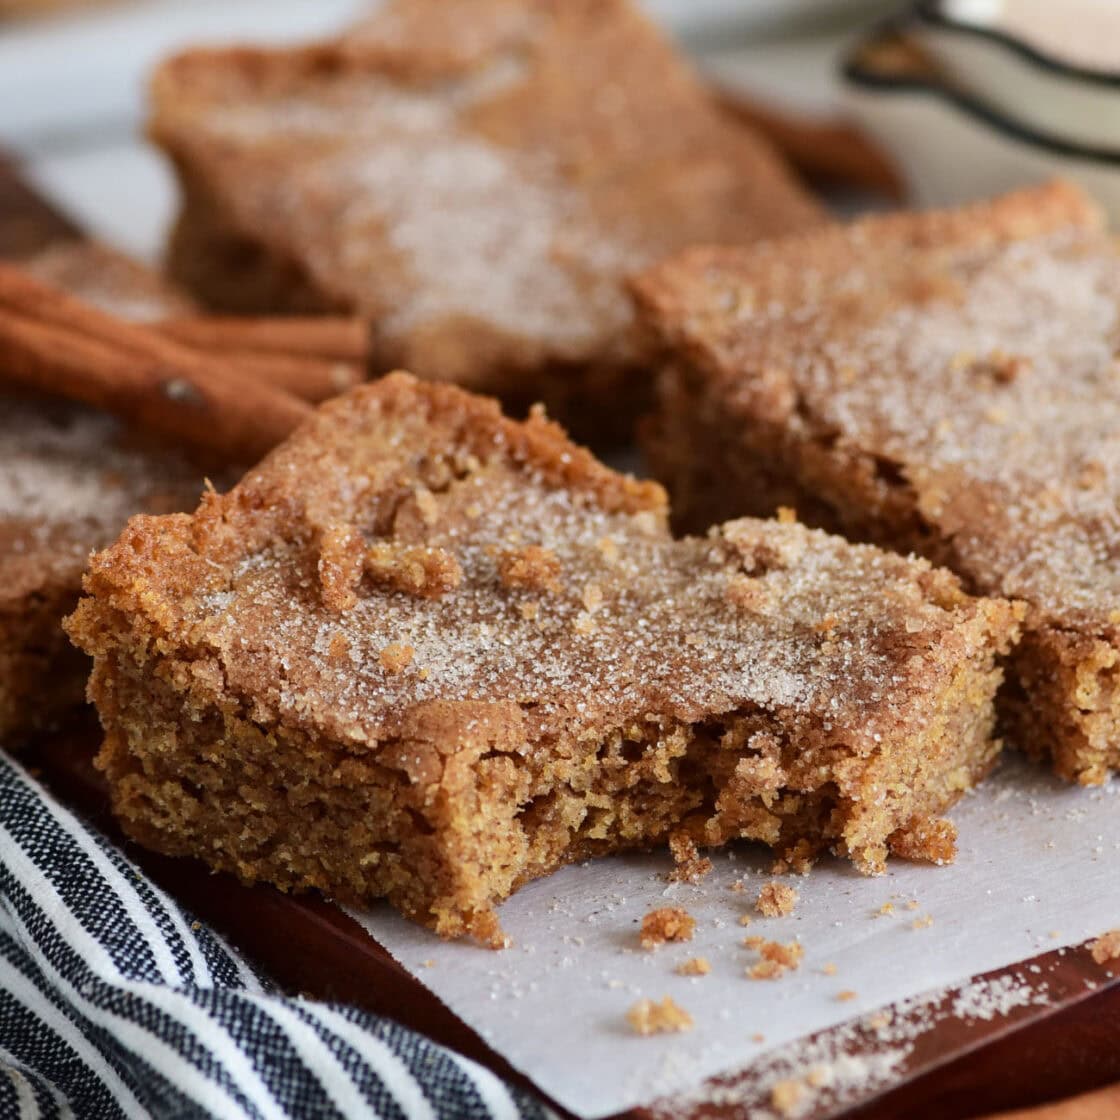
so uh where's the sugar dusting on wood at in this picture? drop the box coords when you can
[645,969,1053,1118]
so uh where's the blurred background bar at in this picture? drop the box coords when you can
[0,0,897,257]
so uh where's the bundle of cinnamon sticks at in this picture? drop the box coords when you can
[0,262,371,461]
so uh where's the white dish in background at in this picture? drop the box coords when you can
[841,25,1120,225]
[912,0,1120,150]
[936,0,1120,74]
[0,0,370,152]
[644,0,873,39]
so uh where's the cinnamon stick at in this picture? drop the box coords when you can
[0,264,311,462]
[202,348,362,404]
[159,315,369,364]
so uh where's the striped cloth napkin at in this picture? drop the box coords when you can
[0,755,553,1120]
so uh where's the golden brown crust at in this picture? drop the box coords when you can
[636,181,1120,784]
[149,0,822,440]
[69,373,1019,941]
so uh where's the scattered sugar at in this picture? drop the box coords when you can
[756,882,799,918]
[1090,929,1120,965]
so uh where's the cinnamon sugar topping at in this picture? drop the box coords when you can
[675,957,711,977]
[756,881,799,918]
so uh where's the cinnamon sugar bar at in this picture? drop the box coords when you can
[635,181,1120,784]
[0,248,206,742]
[68,374,1019,943]
[148,0,821,442]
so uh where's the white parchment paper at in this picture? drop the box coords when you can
[347,756,1119,1118]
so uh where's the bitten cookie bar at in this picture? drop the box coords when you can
[635,180,1120,784]
[0,249,205,743]
[68,374,1019,944]
[147,0,822,441]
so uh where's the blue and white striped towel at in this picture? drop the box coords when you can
[0,755,553,1120]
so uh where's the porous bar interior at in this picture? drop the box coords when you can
[147,0,822,441]
[635,181,1120,784]
[68,375,1020,944]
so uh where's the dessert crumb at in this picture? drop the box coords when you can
[911,915,934,930]
[739,914,753,927]
[1090,929,1120,965]
[746,938,804,980]
[821,962,838,976]
[327,631,350,664]
[771,840,815,876]
[877,902,895,916]
[770,1078,804,1116]
[748,959,785,981]
[640,906,696,949]
[378,642,414,674]
[836,989,858,1002]
[668,832,713,883]
[596,536,619,565]
[762,940,804,967]
[627,996,694,1036]
[676,956,711,977]
[756,881,799,917]
[889,817,957,864]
